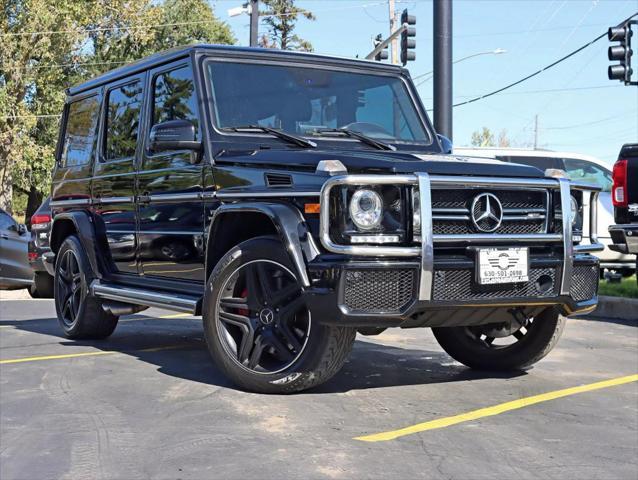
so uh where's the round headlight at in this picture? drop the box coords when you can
[349,189,383,230]
[570,195,579,225]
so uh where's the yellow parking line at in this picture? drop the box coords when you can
[0,344,190,365]
[354,374,638,442]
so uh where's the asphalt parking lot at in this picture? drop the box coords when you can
[1,296,637,480]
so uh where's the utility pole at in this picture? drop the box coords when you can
[249,0,259,47]
[534,114,539,149]
[433,0,453,140]
[388,0,398,64]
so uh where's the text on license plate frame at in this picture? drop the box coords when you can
[476,247,529,285]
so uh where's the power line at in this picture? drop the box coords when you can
[452,12,638,109]
[1,1,387,37]
[0,114,61,120]
[4,61,129,72]
[543,109,638,130]
[0,19,224,37]
[456,84,624,98]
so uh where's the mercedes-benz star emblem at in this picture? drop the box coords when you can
[259,308,275,325]
[471,193,503,232]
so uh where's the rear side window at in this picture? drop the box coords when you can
[105,81,143,161]
[152,66,198,130]
[60,95,100,167]
[563,158,612,192]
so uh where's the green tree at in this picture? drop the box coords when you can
[470,127,511,148]
[471,127,495,147]
[259,0,315,51]
[0,0,233,217]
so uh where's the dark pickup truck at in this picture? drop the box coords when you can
[609,143,638,277]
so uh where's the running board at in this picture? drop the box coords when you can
[91,281,200,314]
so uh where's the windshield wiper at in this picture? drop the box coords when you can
[223,125,317,149]
[315,128,396,151]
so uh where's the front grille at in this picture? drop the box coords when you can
[342,269,416,313]
[431,188,548,235]
[570,265,599,301]
[432,267,558,301]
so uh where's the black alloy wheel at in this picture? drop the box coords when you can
[54,235,119,339]
[432,308,565,371]
[55,249,84,328]
[216,259,310,375]
[465,315,534,348]
[204,236,356,393]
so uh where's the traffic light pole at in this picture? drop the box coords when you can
[434,0,453,141]
[365,25,408,60]
[249,0,259,47]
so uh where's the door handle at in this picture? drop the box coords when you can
[138,193,151,204]
[0,234,9,240]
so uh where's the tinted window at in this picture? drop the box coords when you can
[564,158,612,192]
[60,96,100,167]
[497,156,561,171]
[152,66,198,130]
[105,81,143,161]
[208,62,430,144]
[0,211,16,230]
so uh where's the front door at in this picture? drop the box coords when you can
[137,60,205,283]
[92,74,146,275]
[0,211,31,287]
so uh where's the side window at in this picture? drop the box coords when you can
[105,81,143,161]
[60,95,100,167]
[0,211,16,230]
[563,158,612,192]
[152,66,198,131]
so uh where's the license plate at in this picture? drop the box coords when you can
[477,247,529,285]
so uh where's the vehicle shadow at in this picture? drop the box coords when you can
[1,316,526,393]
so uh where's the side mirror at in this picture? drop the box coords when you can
[437,134,453,154]
[149,120,202,154]
[12,223,28,236]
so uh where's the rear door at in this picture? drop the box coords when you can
[137,60,205,283]
[92,74,146,275]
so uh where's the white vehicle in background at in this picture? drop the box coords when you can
[454,147,635,277]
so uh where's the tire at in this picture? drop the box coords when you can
[203,236,356,394]
[54,235,118,339]
[29,272,54,299]
[432,308,565,371]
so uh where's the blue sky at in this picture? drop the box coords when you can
[214,0,638,164]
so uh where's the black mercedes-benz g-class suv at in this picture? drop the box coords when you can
[609,143,638,282]
[47,45,603,393]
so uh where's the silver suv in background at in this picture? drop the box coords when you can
[455,147,635,277]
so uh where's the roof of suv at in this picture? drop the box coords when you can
[453,147,612,170]
[68,44,406,97]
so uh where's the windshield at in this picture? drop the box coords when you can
[207,61,431,145]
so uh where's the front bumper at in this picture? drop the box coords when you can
[306,253,599,327]
[308,173,603,328]
[609,224,638,255]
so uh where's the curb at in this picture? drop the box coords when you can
[583,296,638,321]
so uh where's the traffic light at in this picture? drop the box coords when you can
[400,9,416,65]
[607,23,633,84]
[373,33,388,61]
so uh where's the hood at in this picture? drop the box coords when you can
[215,148,545,178]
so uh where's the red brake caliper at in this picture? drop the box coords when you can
[238,288,249,317]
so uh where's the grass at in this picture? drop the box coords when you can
[599,275,638,299]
